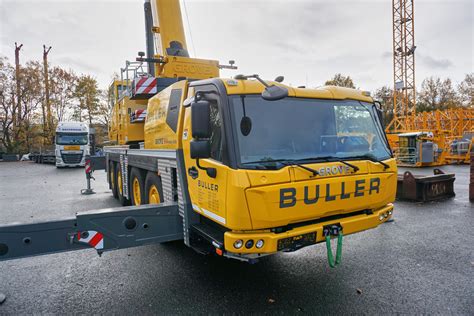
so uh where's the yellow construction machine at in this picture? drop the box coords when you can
[0,0,397,266]
[103,0,397,263]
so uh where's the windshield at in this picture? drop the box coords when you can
[56,133,88,145]
[230,96,391,166]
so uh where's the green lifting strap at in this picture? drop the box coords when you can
[325,232,343,268]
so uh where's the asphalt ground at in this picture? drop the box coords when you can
[0,161,472,314]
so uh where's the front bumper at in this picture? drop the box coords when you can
[223,204,393,257]
[56,157,85,167]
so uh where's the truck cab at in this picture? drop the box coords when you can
[55,122,90,167]
[142,77,397,259]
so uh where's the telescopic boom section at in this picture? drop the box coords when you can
[144,0,220,80]
[150,0,189,58]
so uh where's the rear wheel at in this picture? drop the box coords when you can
[130,168,146,206]
[144,172,163,205]
[115,162,130,206]
[109,161,118,198]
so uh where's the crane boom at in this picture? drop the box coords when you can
[140,0,219,79]
[150,0,189,58]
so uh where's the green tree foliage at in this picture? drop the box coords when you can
[0,58,44,153]
[325,73,356,89]
[0,56,17,152]
[74,75,100,125]
[20,61,45,150]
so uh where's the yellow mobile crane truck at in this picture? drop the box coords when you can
[0,0,396,265]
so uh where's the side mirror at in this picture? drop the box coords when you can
[191,101,211,138]
[376,108,383,124]
[190,140,211,159]
[374,101,384,124]
[190,100,217,178]
[262,85,288,101]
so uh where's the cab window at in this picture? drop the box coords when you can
[209,100,223,162]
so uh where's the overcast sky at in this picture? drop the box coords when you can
[0,0,472,92]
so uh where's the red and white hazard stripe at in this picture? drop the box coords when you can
[85,160,92,174]
[135,77,157,94]
[131,109,147,122]
[77,230,104,250]
[135,109,147,119]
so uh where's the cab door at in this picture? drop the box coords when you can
[182,86,229,227]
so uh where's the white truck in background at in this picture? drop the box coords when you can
[55,122,90,168]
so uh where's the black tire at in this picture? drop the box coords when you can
[114,162,130,206]
[109,161,118,198]
[130,167,146,206]
[144,171,164,205]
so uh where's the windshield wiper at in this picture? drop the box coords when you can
[279,161,319,177]
[242,159,319,176]
[294,156,359,172]
[240,160,279,170]
[345,154,390,170]
[336,160,359,172]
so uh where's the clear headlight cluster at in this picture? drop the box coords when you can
[379,210,393,221]
[233,240,243,249]
[233,239,265,250]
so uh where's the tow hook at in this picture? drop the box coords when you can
[323,224,343,268]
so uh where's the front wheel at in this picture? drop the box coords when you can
[144,172,164,205]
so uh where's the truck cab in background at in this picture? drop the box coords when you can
[55,122,90,168]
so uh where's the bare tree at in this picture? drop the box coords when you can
[457,73,473,107]
[74,75,100,124]
[0,56,16,152]
[0,57,43,152]
[50,66,77,123]
[373,86,394,127]
[325,73,356,88]
[417,76,458,111]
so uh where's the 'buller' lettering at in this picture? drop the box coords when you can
[198,180,218,192]
[280,177,381,208]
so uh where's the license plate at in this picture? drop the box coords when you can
[64,145,80,151]
[277,232,316,251]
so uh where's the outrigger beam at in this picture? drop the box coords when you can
[0,203,182,261]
